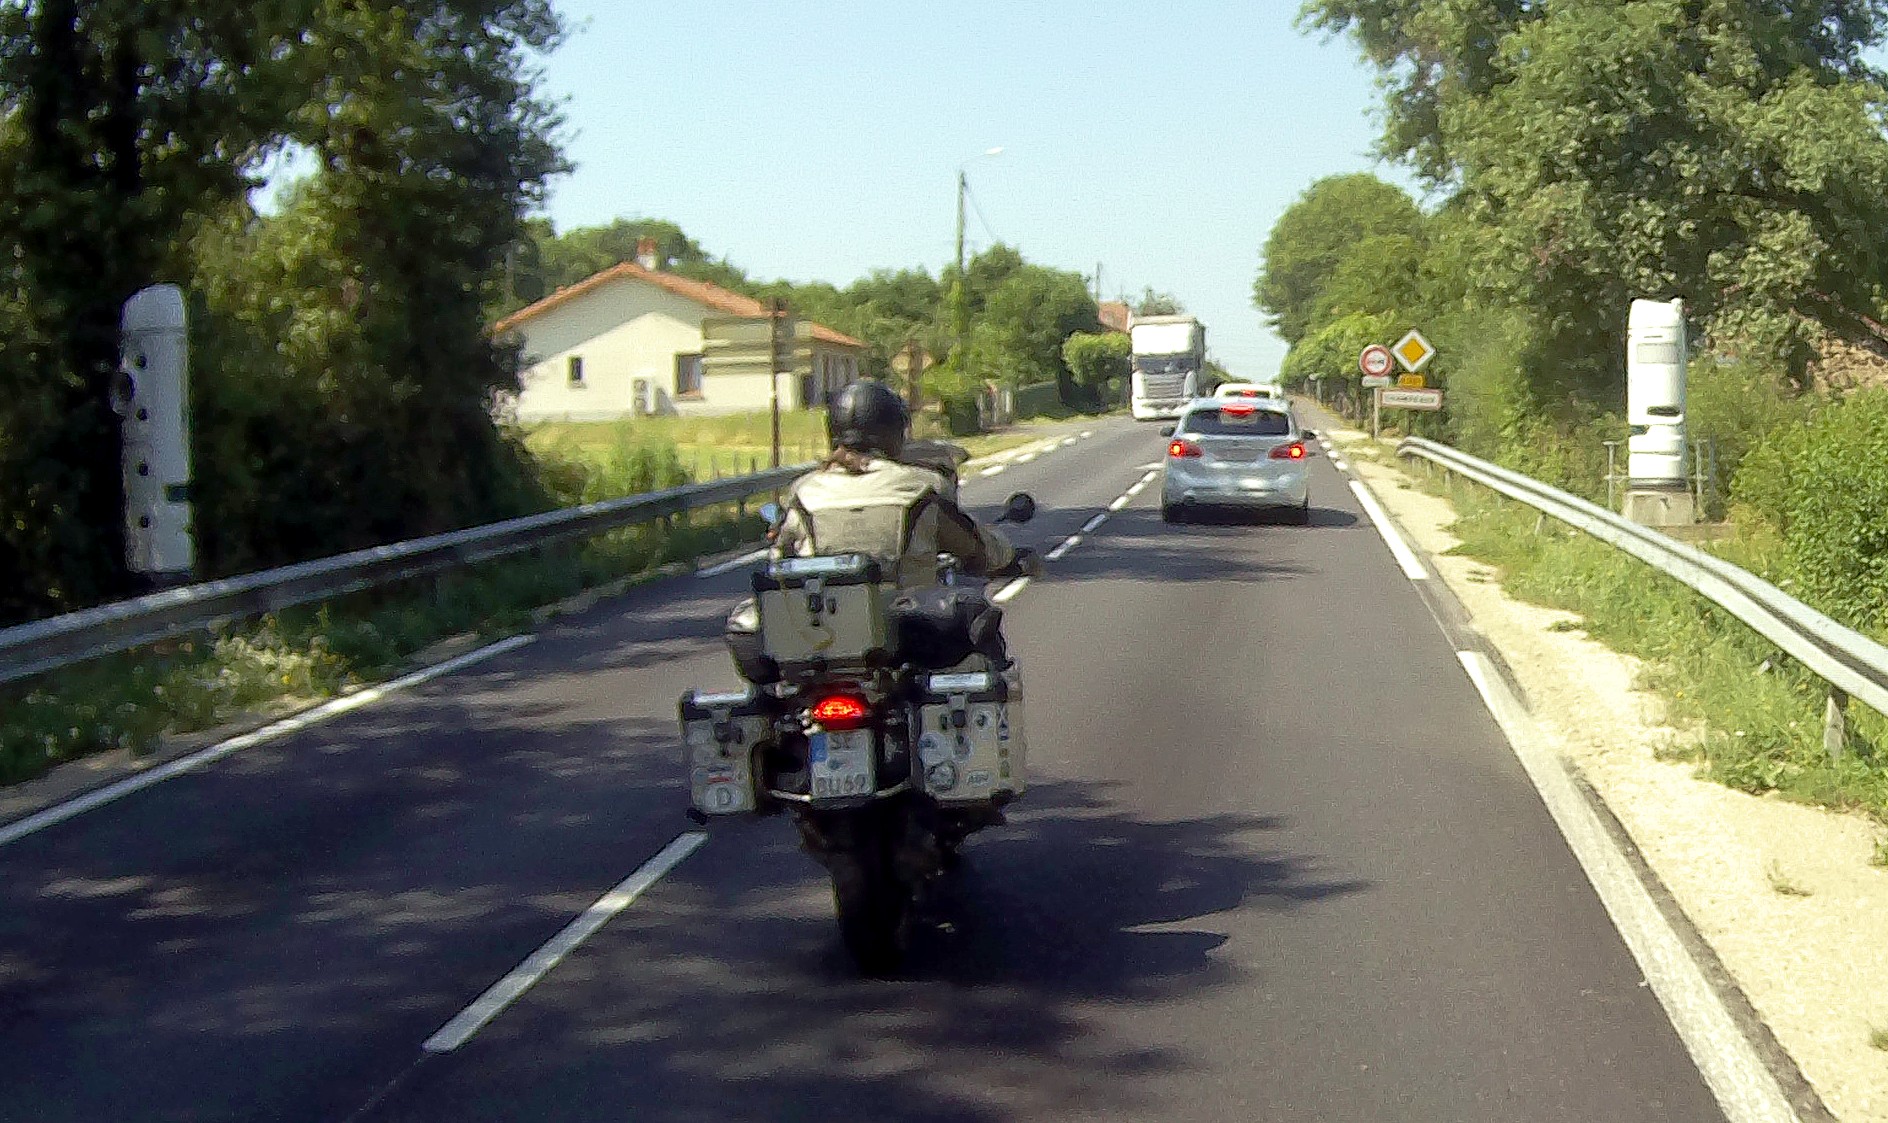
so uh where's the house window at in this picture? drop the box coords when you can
[567,355,585,388]
[675,352,703,398]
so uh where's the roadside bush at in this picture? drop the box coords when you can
[1737,390,1888,634]
[1687,356,1811,517]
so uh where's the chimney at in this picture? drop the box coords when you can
[635,237,659,271]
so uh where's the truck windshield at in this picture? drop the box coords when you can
[1134,355,1199,374]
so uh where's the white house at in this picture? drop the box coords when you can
[496,255,867,421]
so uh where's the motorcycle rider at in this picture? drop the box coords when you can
[725,379,1040,682]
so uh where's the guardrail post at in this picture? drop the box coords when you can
[1825,687,1849,763]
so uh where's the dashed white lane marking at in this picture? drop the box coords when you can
[1348,480,1428,581]
[991,578,1031,604]
[1080,430,1094,439]
[980,464,1007,476]
[1081,513,1107,534]
[1107,493,1133,512]
[1060,436,1078,447]
[697,548,768,579]
[1455,653,1799,1123]
[0,635,539,850]
[1045,536,1081,561]
[1016,453,1037,464]
[1331,458,1350,472]
[1137,461,1164,470]
[423,831,708,1053]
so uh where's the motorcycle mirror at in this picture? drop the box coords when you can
[758,502,782,526]
[998,493,1036,525]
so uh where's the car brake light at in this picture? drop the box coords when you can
[1168,439,1202,458]
[810,694,871,730]
[1270,442,1306,460]
[1220,404,1256,416]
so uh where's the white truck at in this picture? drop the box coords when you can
[1129,314,1205,421]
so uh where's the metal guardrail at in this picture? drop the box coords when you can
[0,464,809,688]
[1398,437,1888,750]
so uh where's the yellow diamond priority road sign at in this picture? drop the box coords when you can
[1393,330,1434,373]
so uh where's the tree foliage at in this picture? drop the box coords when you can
[0,0,566,621]
[1256,174,1426,346]
[1133,289,1184,316]
[1062,331,1131,404]
[1301,0,1888,386]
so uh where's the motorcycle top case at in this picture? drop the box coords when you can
[912,666,1027,804]
[679,688,772,815]
[752,554,891,674]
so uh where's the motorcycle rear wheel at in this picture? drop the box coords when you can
[829,845,908,976]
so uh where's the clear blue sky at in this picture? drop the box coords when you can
[534,1,1402,378]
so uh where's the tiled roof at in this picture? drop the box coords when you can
[494,261,866,349]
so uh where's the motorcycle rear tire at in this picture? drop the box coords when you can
[829,846,907,976]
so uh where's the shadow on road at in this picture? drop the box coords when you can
[370,776,1370,1123]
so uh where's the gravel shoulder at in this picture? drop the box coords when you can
[1322,419,1888,1122]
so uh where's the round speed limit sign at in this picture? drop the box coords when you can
[1359,345,1393,378]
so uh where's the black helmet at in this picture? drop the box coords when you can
[826,380,909,458]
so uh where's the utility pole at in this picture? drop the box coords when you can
[1093,262,1102,303]
[952,169,968,367]
[768,297,786,468]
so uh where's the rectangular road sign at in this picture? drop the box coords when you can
[1380,388,1443,411]
[1362,374,1393,388]
[1397,373,1426,389]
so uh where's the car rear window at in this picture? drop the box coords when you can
[1181,407,1291,436]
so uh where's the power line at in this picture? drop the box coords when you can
[962,179,1003,247]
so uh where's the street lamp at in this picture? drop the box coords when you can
[951,147,1004,370]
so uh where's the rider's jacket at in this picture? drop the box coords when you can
[773,455,1016,588]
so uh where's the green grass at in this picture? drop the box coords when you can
[525,411,831,482]
[526,409,1077,481]
[0,503,764,790]
[1428,475,1888,824]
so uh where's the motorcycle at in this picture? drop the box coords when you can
[680,492,1038,974]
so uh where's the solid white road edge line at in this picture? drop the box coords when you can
[1347,479,1428,581]
[1081,513,1107,534]
[991,578,1030,604]
[1455,652,1800,1123]
[422,831,709,1054]
[0,634,539,850]
[697,548,768,580]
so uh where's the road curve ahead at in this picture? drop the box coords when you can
[0,419,1727,1123]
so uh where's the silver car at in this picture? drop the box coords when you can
[1160,399,1312,524]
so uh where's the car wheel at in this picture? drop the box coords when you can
[1291,500,1311,526]
[1161,501,1183,524]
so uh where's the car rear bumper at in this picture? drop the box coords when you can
[1162,464,1308,508]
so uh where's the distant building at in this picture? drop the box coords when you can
[495,245,866,421]
[1098,300,1132,334]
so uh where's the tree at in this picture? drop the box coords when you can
[1256,174,1426,346]
[976,265,1101,399]
[0,0,333,616]
[1305,0,1888,388]
[1133,289,1184,316]
[1062,331,1131,406]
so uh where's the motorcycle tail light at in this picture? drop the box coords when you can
[809,694,871,730]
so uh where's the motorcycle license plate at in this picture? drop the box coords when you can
[808,729,875,800]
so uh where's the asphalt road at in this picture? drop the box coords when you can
[0,418,1728,1122]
